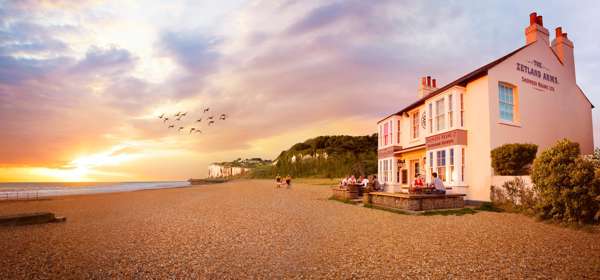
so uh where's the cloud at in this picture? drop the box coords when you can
[1,0,600,181]
[158,31,221,73]
[71,46,136,75]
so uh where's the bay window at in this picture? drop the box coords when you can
[436,150,446,181]
[460,93,464,127]
[383,122,389,145]
[448,94,453,128]
[435,99,446,131]
[412,111,419,139]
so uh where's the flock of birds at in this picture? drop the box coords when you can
[158,107,227,135]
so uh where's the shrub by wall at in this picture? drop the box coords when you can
[490,177,536,213]
[531,139,600,224]
[491,143,538,175]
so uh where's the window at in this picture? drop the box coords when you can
[499,83,515,122]
[461,148,465,182]
[449,148,454,182]
[412,112,420,139]
[428,103,433,133]
[448,94,453,128]
[435,99,446,131]
[383,122,389,145]
[436,150,446,181]
[401,170,408,184]
[379,125,382,147]
[429,152,434,180]
[397,120,401,144]
[389,159,393,183]
[414,161,420,177]
[460,93,464,127]
[383,160,388,182]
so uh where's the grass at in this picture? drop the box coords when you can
[295,178,341,186]
[363,203,477,216]
[421,208,477,216]
[328,196,359,205]
[475,202,504,212]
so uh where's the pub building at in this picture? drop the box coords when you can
[377,12,594,202]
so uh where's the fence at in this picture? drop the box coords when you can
[0,191,41,201]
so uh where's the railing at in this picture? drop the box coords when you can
[0,191,41,201]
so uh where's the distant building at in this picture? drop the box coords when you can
[377,12,593,202]
[207,164,250,178]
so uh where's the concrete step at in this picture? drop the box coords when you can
[0,212,66,226]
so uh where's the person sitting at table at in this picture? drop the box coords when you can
[340,176,348,187]
[360,175,369,189]
[431,172,446,194]
[372,175,381,191]
[410,174,425,193]
[348,175,357,185]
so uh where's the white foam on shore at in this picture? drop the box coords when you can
[0,181,191,200]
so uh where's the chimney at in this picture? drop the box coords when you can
[551,26,575,79]
[525,12,549,45]
[417,75,438,99]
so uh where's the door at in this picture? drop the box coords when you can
[410,159,420,186]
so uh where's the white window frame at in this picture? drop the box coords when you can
[435,98,446,131]
[499,83,516,123]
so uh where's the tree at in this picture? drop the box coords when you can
[531,139,600,224]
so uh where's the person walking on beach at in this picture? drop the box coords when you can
[275,174,282,188]
[285,175,292,189]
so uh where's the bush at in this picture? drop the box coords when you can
[490,177,536,213]
[531,139,600,224]
[491,143,538,175]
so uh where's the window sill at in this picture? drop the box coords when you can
[497,121,521,128]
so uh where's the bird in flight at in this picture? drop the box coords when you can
[196,118,202,123]
[178,126,184,132]
[195,130,202,134]
[208,116,214,120]
[189,128,196,134]
[203,108,210,113]
[158,113,165,119]
[208,120,215,126]
[163,117,169,123]
[176,116,182,121]
[220,114,227,120]
[181,112,187,117]
[168,124,175,128]
[175,112,181,117]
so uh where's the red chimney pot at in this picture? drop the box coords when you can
[421,77,426,86]
[555,27,562,38]
[536,15,543,26]
[426,76,431,87]
[432,79,437,88]
[529,12,537,25]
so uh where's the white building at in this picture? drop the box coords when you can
[377,12,593,202]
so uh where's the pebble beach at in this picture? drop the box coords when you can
[0,179,598,279]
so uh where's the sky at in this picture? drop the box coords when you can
[1,0,599,182]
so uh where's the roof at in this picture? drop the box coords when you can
[576,84,595,109]
[378,44,531,123]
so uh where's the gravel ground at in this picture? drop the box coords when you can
[0,179,599,279]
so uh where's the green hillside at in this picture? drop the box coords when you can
[251,134,378,178]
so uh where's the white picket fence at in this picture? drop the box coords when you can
[0,191,41,201]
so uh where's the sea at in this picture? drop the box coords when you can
[0,181,190,200]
